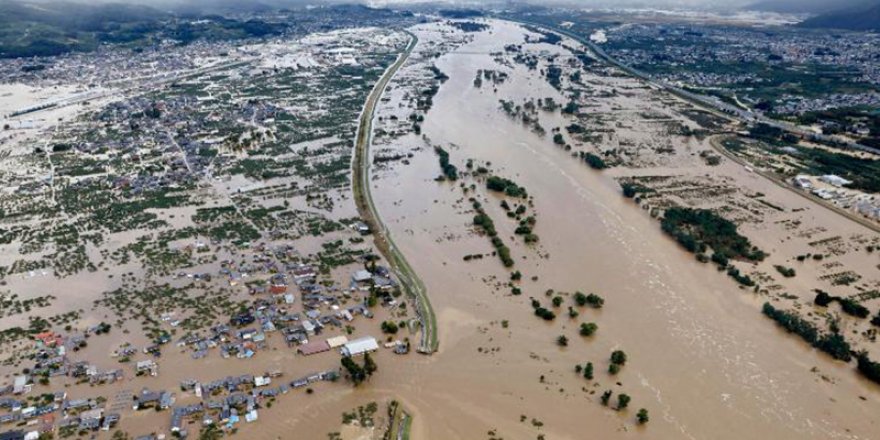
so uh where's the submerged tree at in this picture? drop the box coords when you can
[342,357,366,385]
[600,390,613,406]
[363,353,378,377]
[583,362,594,380]
[580,322,598,337]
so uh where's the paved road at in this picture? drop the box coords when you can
[352,32,438,354]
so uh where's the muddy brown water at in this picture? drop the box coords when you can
[4,20,880,440]
[334,20,879,440]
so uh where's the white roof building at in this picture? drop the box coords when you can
[820,174,852,187]
[340,336,379,357]
[352,270,372,283]
[302,320,316,335]
[13,375,30,394]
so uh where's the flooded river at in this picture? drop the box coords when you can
[343,19,880,440]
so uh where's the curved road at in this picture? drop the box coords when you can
[352,32,438,354]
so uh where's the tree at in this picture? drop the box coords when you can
[617,394,631,410]
[586,293,604,308]
[610,350,627,365]
[534,307,556,321]
[814,290,834,307]
[579,322,598,337]
[556,335,568,347]
[363,353,377,377]
[857,352,880,384]
[341,357,366,385]
[600,390,612,406]
[381,321,399,334]
[583,153,607,170]
[198,425,222,440]
[608,364,620,375]
[637,408,649,424]
[583,362,594,380]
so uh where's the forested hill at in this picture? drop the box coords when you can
[796,1,880,31]
[0,0,286,58]
[746,0,870,14]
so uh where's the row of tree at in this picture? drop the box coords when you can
[434,146,458,180]
[471,199,514,267]
[762,303,852,362]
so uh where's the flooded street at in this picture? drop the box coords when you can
[362,20,880,439]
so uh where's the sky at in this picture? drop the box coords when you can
[19,0,864,15]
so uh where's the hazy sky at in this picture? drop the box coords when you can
[21,0,859,15]
[370,0,754,7]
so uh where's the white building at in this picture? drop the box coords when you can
[13,375,30,395]
[820,174,852,187]
[352,270,372,283]
[340,337,379,357]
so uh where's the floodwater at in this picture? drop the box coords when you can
[3,19,879,440]
[353,20,880,439]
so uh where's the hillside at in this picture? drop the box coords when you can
[746,0,871,14]
[0,0,169,57]
[0,0,288,58]
[797,1,880,31]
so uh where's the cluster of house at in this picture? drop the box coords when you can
[793,174,853,196]
[169,259,397,364]
[0,247,402,439]
[221,245,306,288]
[0,365,343,439]
[0,391,120,438]
[792,174,880,221]
[351,265,397,293]
[14,331,162,391]
[167,369,337,435]
[611,22,880,92]
[778,93,880,122]
[6,328,133,391]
